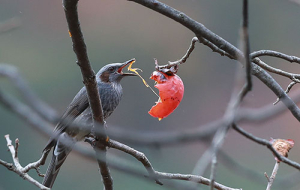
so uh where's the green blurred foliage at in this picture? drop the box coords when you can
[1,0,300,189]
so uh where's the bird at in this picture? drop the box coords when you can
[42,59,136,188]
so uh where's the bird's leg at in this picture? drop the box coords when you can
[84,136,98,148]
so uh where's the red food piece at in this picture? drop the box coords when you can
[148,71,184,120]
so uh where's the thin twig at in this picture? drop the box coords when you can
[251,50,300,64]
[198,37,234,59]
[210,155,217,190]
[22,150,50,174]
[274,81,297,105]
[252,57,300,82]
[2,135,50,190]
[108,139,163,185]
[154,171,241,190]
[266,162,280,190]
[156,37,198,71]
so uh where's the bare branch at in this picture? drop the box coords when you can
[62,0,105,126]
[154,171,241,190]
[251,58,300,81]
[22,150,50,175]
[108,139,162,185]
[197,37,234,59]
[274,81,297,105]
[232,124,300,169]
[242,0,252,92]
[156,37,198,71]
[2,135,50,190]
[210,155,217,190]
[62,0,111,188]
[72,139,241,190]
[106,140,239,190]
[251,50,300,64]
[266,162,280,190]
[95,142,113,190]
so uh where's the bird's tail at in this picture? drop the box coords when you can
[43,134,73,188]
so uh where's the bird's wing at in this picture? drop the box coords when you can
[44,87,89,151]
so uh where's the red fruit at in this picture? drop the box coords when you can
[148,71,184,120]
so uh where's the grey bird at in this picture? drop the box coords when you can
[42,59,136,188]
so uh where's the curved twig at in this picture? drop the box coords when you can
[251,50,300,64]
[274,81,297,105]
[108,140,162,185]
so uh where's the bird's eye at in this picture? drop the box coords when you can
[108,67,114,72]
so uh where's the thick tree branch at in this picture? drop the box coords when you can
[62,0,104,128]
[62,0,111,189]
[242,0,252,92]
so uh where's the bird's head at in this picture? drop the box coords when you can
[97,58,137,83]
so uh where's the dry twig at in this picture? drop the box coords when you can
[1,135,50,190]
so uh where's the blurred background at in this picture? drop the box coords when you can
[1,0,300,189]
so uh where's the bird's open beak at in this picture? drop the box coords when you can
[118,58,137,76]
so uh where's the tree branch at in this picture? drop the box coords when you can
[107,139,239,190]
[62,0,111,189]
[251,50,300,64]
[1,135,50,190]
[242,0,252,92]
[232,124,300,169]
[108,139,162,185]
[266,162,280,190]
